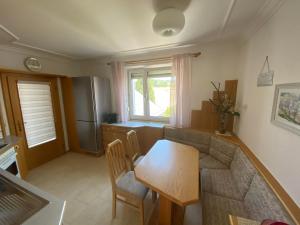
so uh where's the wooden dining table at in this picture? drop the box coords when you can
[134,139,200,225]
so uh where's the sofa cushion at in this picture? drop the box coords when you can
[183,140,210,154]
[200,156,228,169]
[182,129,211,153]
[203,192,248,225]
[209,136,237,167]
[230,149,256,198]
[244,174,295,224]
[201,169,244,200]
[199,152,208,159]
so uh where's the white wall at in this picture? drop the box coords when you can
[191,41,240,109]
[79,40,240,111]
[0,44,80,76]
[236,1,300,206]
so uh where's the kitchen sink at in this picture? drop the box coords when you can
[0,175,49,225]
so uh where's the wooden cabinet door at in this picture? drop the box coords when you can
[4,74,65,169]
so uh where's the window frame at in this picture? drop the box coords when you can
[128,67,172,122]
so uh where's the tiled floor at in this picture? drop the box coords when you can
[26,152,155,225]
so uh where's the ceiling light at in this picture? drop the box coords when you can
[153,8,185,37]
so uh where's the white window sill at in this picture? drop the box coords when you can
[111,120,168,128]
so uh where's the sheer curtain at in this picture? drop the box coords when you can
[111,61,128,122]
[170,54,192,128]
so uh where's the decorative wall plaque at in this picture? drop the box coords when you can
[257,56,274,87]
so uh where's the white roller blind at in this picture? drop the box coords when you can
[18,82,57,148]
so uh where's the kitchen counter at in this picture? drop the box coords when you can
[0,136,65,225]
[106,120,166,128]
[0,135,21,155]
[0,169,65,225]
[101,121,165,154]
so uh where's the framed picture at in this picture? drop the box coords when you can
[271,83,300,135]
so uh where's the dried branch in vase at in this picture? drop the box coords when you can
[209,81,240,134]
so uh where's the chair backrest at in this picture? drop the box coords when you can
[106,139,128,188]
[126,130,141,161]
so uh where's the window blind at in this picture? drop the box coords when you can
[17,82,57,148]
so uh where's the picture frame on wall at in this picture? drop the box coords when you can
[271,83,300,135]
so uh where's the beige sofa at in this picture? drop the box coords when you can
[164,127,295,225]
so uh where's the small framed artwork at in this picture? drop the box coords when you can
[271,83,300,135]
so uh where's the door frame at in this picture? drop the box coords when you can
[1,72,66,169]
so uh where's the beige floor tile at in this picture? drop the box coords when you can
[63,199,89,223]
[26,152,151,225]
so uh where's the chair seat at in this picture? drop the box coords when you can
[116,171,148,199]
[133,155,144,167]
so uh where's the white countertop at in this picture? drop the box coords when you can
[105,120,166,128]
[0,169,65,225]
[0,135,20,155]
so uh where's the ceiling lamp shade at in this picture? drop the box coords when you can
[153,8,185,37]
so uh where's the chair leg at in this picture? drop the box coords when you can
[112,192,116,218]
[139,201,145,225]
[152,190,157,203]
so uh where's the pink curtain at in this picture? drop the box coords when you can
[111,62,128,122]
[170,54,192,128]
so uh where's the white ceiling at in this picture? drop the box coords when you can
[0,0,282,59]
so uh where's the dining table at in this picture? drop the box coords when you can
[134,139,200,225]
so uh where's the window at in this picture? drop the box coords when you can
[128,67,172,121]
[18,81,57,148]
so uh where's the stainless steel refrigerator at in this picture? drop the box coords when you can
[72,76,111,154]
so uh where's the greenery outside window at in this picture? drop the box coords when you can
[128,67,172,122]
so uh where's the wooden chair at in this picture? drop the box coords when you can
[106,139,148,225]
[126,130,145,170]
[127,130,157,202]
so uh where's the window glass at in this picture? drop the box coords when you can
[148,76,171,118]
[129,67,172,121]
[131,77,144,116]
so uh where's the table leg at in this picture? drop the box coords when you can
[158,195,185,225]
[172,204,185,225]
[159,195,172,225]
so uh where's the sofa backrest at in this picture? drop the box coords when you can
[181,129,211,153]
[209,136,237,167]
[244,173,295,225]
[164,126,185,141]
[164,127,211,154]
[230,149,257,198]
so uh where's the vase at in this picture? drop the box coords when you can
[218,113,227,134]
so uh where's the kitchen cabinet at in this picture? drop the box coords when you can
[15,137,28,178]
[0,136,28,179]
[101,122,164,154]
